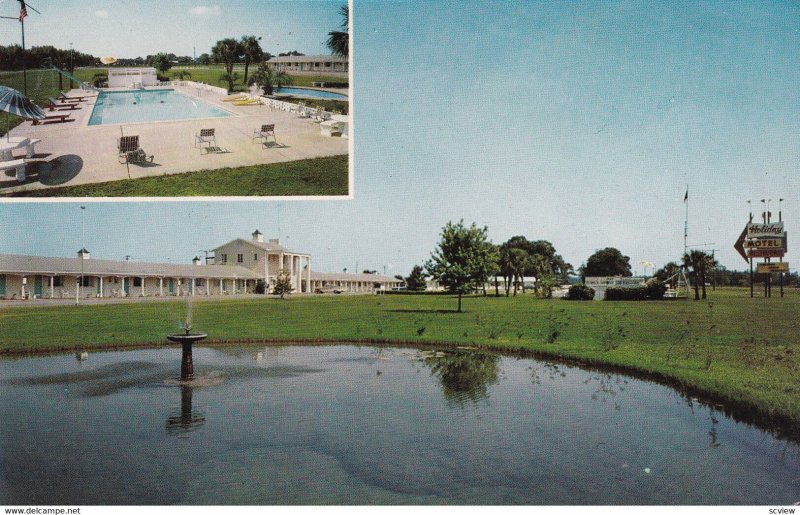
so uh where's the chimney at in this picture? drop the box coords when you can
[77,248,90,260]
[192,256,201,266]
[252,229,264,243]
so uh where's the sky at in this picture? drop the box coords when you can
[1,0,799,277]
[0,0,342,57]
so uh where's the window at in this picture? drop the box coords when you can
[254,253,258,261]
[221,254,227,264]
[237,254,243,263]
[81,276,93,287]
[53,276,63,287]
[133,277,142,287]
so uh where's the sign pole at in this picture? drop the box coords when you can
[749,257,753,298]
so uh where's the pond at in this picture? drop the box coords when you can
[1,345,798,505]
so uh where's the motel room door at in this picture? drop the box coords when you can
[34,275,43,298]
[123,278,130,296]
[168,279,175,295]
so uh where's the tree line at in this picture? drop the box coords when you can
[406,220,786,311]
[0,45,96,71]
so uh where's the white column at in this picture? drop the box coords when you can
[191,278,195,296]
[206,279,210,296]
[141,277,145,297]
[159,277,163,296]
[307,257,312,294]
[219,278,223,294]
[50,276,54,298]
[99,276,104,298]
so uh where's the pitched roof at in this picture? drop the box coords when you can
[0,254,261,280]
[310,272,401,283]
[267,55,348,64]
[213,238,306,255]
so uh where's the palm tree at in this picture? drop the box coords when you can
[700,253,718,299]
[683,250,716,300]
[211,38,243,76]
[326,5,349,58]
[248,62,293,96]
[240,35,264,86]
[219,72,240,94]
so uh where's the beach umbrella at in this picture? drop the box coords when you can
[100,56,118,65]
[0,85,46,141]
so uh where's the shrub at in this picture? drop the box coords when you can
[605,280,667,301]
[565,284,595,301]
[254,279,267,294]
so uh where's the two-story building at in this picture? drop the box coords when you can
[0,230,402,300]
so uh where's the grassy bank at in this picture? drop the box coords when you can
[4,155,348,197]
[1,287,799,433]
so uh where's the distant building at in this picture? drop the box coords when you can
[584,276,647,300]
[107,67,158,88]
[0,230,401,300]
[267,55,348,76]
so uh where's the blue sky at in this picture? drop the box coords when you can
[0,0,342,57]
[1,1,799,276]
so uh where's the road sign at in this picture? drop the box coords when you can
[757,262,789,273]
[744,238,785,249]
[748,222,784,238]
[749,248,785,258]
[734,225,748,262]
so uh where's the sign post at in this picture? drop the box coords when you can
[735,216,788,299]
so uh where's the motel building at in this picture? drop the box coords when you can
[267,55,348,76]
[0,231,401,301]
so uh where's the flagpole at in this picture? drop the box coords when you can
[20,13,26,95]
[683,185,688,256]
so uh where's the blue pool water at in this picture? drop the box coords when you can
[275,87,348,100]
[88,89,233,125]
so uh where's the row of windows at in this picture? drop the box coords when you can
[220,253,259,264]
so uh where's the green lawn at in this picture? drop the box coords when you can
[4,155,348,197]
[2,287,799,434]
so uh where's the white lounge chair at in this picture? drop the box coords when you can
[252,124,277,147]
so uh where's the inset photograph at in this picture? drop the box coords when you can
[0,1,350,198]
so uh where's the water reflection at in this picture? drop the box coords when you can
[422,350,500,406]
[166,386,205,434]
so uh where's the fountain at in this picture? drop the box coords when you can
[167,323,208,380]
[167,297,207,381]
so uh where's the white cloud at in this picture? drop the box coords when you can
[94,9,109,18]
[189,5,221,16]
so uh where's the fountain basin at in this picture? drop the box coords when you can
[166,333,208,344]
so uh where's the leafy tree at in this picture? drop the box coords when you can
[211,38,243,76]
[272,269,293,299]
[405,265,428,291]
[581,247,632,278]
[240,35,264,86]
[150,53,173,74]
[219,72,240,93]
[327,5,349,58]
[426,220,499,312]
[198,53,211,65]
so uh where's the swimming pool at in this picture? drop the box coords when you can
[88,89,233,126]
[274,87,348,100]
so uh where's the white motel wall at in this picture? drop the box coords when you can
[0,231,402,301]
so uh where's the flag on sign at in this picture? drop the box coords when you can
[19,1,27,22]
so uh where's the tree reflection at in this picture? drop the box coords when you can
[424,350,500,406]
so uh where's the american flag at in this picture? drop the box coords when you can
[19,1,28,22]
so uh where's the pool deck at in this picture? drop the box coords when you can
[0,86,349,196]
